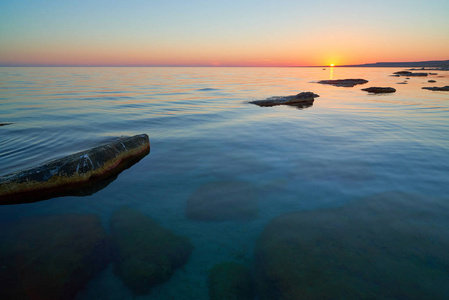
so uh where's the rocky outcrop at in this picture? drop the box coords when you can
[186,181,258,221]
[0,214,111,300]
[422,86,449,91]
[0,134,150,204]
[393,71,428,76]
[111,207,193,296]
[254,192,449,300]
[362,87,396,93]
[317,79,368,87]
[209,262,254,300]
[249,92,318,108]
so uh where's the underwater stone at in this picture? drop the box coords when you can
[254,192,449,300]
[0,214,111,300]
[186,181,259,221]
[110,207,193,296]
[422,86,449,91]
[0,134,150,204]
[361,87,396,93]
[209,262,254,300]
[317,79,368,87]
[249,92,319,108]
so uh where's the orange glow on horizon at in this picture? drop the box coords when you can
[330,64,335,67]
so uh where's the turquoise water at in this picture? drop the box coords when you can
[1,67,449,299]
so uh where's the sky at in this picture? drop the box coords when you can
[1,0,449,67]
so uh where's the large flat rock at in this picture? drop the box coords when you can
[249,92,318,108]
[317,79,368,87]
[0,134,150,204]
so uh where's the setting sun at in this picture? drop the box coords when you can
[330,64,335,67]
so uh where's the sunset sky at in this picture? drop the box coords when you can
[1,0,449,67]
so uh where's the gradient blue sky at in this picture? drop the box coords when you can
[1,0,449,66]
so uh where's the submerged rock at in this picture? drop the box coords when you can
[362,87,396,93]
[111,207,193,296]
[186,181,258,221]
[0,214,111,300]
[254,192,449,300]
[0,123,12,127]
[249,92,318,108]
[209,262,254,300]
[422,86,449,91]
[0,134,150,204]
[316,79,368,87]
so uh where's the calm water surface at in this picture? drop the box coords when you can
[1,67,449,299]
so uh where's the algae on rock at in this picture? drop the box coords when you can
[110,207,193,296]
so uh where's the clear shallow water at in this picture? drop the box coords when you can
[1,67,449,299]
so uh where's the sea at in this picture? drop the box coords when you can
[0,67,448,299]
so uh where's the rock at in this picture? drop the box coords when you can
[249,92,318,108]
[0,214,111,300]
[0,134,150,204]
[422,86,449,91]
[209,262,254,300]
[317,79,368,87]
[393,71,428,77]
[397,81,408,84]
[393,71,413,75]
[0,123,12,127]
[254,192,449,300]
[390,74,400,77]
[111,207,193,296]
[429,73,438,75]
[186,181,258,221]
[428,80,436,83]
[361,87,396,93]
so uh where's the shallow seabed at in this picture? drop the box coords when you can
[1,67,449,299]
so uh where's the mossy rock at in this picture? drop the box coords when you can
[0,214,111,300]
[186,181,258,221]
[110,207,193,295]
[209,262,254,300]
[254,192,449,300]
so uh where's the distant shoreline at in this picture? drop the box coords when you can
[1,59,448,68]
[321,59,449,68]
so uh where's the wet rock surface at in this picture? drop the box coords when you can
[209,262,254,300]
[111,207,193,296]
[254,192,449,300]
[249,92,318,108]
[0,134,150,204]
[362,87,396,93]
[317,79,368,87]
[186,181,259,221]
[0,214,111,300]
[422,86,449,91]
